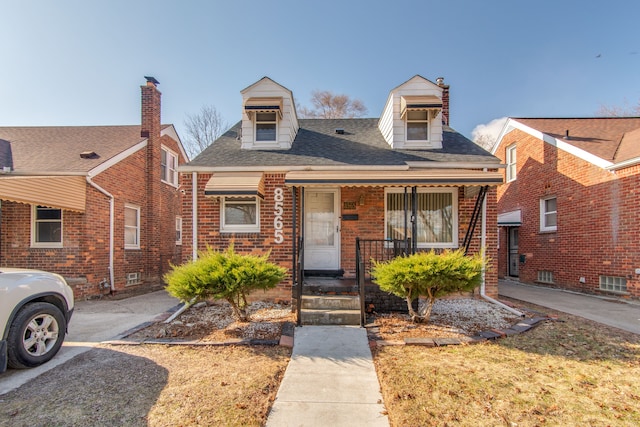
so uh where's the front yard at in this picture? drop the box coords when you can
[374,298,640,426]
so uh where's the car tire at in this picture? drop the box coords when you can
[7,302,67,369]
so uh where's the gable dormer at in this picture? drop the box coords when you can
[240,77,299,150]
[378,75,446,149]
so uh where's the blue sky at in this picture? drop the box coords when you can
[1,0,639,146]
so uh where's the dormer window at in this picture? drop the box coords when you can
[256,112,277,142]
[406,110,429,141]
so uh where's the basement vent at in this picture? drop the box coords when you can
[126,272,142,286]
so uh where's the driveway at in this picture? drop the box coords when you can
[499,279,640,334]
[0,289,180,395]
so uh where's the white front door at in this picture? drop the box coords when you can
[304,189,340,270]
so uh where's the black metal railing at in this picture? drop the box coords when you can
[355,238,411,326]
[295,236,304,326]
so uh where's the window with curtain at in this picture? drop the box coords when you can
[385,189,457,247]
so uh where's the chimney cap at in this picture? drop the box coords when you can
[144,76,160,86]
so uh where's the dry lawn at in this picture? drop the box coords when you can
[374,299,640,427]
[0,344,290,427]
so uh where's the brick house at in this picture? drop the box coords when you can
[180,75,503,314]
[0,77,188,299]
[493,117,640,298]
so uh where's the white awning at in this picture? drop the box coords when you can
[400,95,442,118]
[498,210,522,226]
[243,97,283,117]
[0,175,86,212]
[285,169,503,187]
[204,172,265,199]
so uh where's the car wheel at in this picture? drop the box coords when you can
[7,302,67,369]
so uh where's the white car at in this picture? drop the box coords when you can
[0,268,74,373]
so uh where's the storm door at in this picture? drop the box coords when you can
[304,189,340,270]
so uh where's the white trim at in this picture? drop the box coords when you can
[192,172,198,260]
[607,156,640,171]
[88,140,147,177]
[539,196,557,232]
[384,187,459,248]
[494,119,613,169]
[505,143,517,182]
[220,196,260,233]
[124,204,141,249]
[180,162,503,173]
[161,145,179,187]
[161,125,190,162]
[175,216,183,245]
[31,205,63,248]
[86,177,115,291]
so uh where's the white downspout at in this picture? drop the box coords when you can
[191,172,198,261]
[479,185,524,317]
[86,177,115,291]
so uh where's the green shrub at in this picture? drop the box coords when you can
[164,245,287,321]
[371,249,485,323]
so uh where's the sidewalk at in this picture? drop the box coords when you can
[0,290,180,395]
[266,326,389,427]
[499,279,640,335]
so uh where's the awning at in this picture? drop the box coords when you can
[0,175,86,212]
[498,210,522,226]
[401,95,442,118]
[244,97,283,118]
[204,172,265,199]
[285,169,503,187]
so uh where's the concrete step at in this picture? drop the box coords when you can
[301,295,360,310]
[301,308,361,326]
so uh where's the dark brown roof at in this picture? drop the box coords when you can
[515,117,640,163]
[0,125,170,173]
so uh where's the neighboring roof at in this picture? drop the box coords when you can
[512,117,640,163]
[0,124,173,174]
[186,118,498,170]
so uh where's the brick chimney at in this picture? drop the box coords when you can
[141,76,162,280]
[141,76,161,138]
[436,77,450,127]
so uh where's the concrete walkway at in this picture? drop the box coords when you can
[266,326,389,427]
[499,279,640,335]
[0,290,180,395]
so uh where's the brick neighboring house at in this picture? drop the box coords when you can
[180,75,503,309]
[493,117,640,298]
[0,77,188,299]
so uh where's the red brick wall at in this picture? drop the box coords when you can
[495,129,640,298]
[182,177,500,301]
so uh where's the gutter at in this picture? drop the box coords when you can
[86,177,115,291]
[479,183,524,317]
[191,172,198,261]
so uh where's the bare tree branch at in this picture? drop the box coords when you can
[183,105,228,158]
[298,90,368,119]
[596,99,640,117]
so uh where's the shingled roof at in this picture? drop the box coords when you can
[0,125,172,173]
[187,118,498,169]
[514,117,640,163]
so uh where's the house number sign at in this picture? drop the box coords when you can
[274,187,284,244]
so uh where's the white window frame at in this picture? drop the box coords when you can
[221,197,260,233]
[255,112,278,142]
[405,110,430,142]
[540,196,557,232]
[124,204,141,249]
[31,205,63,248]
[161,146,179,187]
[384,187,458,249]
[506,144,517,182]
[175,216,182,245]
